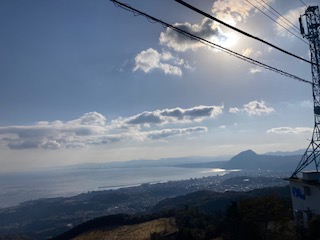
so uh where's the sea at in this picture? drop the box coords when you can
[0,166,237,208]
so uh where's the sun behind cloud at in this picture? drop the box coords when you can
[220,32,240,48]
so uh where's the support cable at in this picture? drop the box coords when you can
[247,0,308,45]
[259,0,301,32]
[299,0,308,7]
[175,0,318,67]
[110,0,312,85]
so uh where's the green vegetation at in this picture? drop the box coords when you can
[220,195,293,240]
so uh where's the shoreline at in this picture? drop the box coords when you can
[0,167,239,209]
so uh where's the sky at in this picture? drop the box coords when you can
[0,0,319,172]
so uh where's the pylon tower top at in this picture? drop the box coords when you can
[292,6,320,177]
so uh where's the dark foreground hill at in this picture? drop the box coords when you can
[52,186,295,240]
[153,185,291,213]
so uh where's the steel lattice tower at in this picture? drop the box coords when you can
[292,6,320,177]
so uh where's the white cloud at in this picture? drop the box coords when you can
[125,111,162,126]
[242,48,263,59]
[133,48,161,73]
[229,100,275,116]
[159,63,182,76]
[133,48,191,76]
[249,67,262,74]
[229,108,241,114]
[145,126,208,140]
[40,140,62,150]
[0,106,220,150]
[121,105,224,127]
[244,100,275,115]
[242,48,253,57]
[69,112,106,126]
[267,127,313,134]
[0,113,111,150]
[211,0,254,26]
[159,0,274,53]
[211,0,273,26]
[163,0,260,53]
[300,100,313,108]
[275,7,305,37]
[159,18,225,52]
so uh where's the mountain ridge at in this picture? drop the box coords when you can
[176,149,303,171]
[43,148,307,173]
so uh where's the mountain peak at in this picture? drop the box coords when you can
[229,150,258,164]
[234,149,257,158]
[224,149,301,170]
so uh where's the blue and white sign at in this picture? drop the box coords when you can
[292,187,305,200]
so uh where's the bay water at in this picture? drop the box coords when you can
[0,166,234,208]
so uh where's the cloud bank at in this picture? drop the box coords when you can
[267,127,312,134]
[122,105,224,127]
[0,106,222,150]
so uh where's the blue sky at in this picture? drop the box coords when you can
[0,0,318,172]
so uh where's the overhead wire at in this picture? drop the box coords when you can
[110,0,312,85]
[175,0,318,67]
[299,0,308,7]
[259,0,301,32]
[247,0,309,45]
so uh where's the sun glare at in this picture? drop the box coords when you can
[222,32,239,48]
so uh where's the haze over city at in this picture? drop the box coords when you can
[0,0,317,172]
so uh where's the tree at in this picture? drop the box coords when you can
[222,195,293,240]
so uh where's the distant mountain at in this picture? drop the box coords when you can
[58,155,230,170]
[225,149,258,168]
[263,149,305,156]
[175,149,303,171]
[224,149,301,170]
[56,149,304,172]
